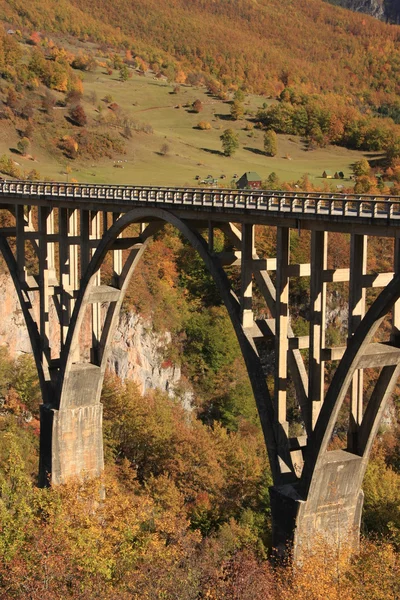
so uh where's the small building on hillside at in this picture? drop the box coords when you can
[322,170,333,179]
[237,171,262,190]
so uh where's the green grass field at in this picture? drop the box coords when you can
[0,67,376,188]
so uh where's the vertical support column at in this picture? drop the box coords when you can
[208,221,214,253]
[348,234,367,452]
[102,211,109,236]
[58,208,69,346]
[91,211,102,362]
[16,205,26,281]
[112,212,123,285]
[275,227,290,433]
[308,230,327,429]
[47,209,55,280]
[58,208,79,349]
[80,209,90,278]
[69,209,79,314]
[392,233,400,344]
[240,223,254,329]
[38,206,52,359]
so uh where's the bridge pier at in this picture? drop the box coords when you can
[271,450,364,560]
[39,363,105,485]
[40,403,104,486]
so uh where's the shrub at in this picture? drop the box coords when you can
[68,104,87,127]
[160,143,170,156]
[192,99,203,113]
[197,121,211,130]
[0,154,22,178]
[76,131,125,159]
[17,137,30,156]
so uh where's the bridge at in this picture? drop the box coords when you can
[1,180,400,560]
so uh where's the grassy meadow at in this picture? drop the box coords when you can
[0,66,376,187]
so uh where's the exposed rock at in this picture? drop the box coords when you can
[109,310,182,396]
[0,274,32,356]
[325,0,400,23]
[0,273,186,400]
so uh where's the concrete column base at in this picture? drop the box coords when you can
[270,450,364,562]
[39,403,104,486]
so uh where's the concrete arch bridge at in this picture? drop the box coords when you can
[0,180,400,559]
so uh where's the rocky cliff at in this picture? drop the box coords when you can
[325,0,400,22]
[0,273,185,398]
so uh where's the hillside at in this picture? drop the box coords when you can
[1,0,400,189]
[1,0,400,98]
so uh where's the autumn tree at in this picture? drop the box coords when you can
[264,130,277,156]
[234,89,246,103]
[119,64,130,81]
[160,142,170,156]
[192,99,203,113]
[68,104,87,127]
[231,100,244,120]
[220,128,239,156]
[352,158,370,177]
[198,121,211,130]
[17,137,30,156]
[41,89,56,114]
[6,88,18,110]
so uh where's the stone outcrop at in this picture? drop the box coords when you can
[0,273,32,356]
[0,273,184,398]
[325,0,400,23]
[109,309,182,396]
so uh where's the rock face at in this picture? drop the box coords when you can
[109,310,182,396]
[0,273,183,397]
[0,274,32,356]
[325,0,400,23]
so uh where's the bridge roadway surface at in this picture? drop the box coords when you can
[1,180,400,235]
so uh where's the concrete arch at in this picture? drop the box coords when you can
[55,208,283,483]
[303,272,400,490]
[278,273,400,559]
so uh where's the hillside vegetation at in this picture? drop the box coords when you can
[2,0,400,99]
[0,0,400,188]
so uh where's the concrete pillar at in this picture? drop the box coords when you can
[275,227,290,433]
[348,234,367,451]
[240,223,254,328]
[309,230,327,429]
[392,233,400,344]
[80,209,90,277]
[271,450,363,560]
[38,206,52,357]
[112,212,123,283]
[15,204,25,281]
[208,221,214,252]
[41,363,104,486]
[91,212,102,358]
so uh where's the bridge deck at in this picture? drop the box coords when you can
[1,181,400,235]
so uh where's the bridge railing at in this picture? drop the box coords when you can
[1,180,400,220]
